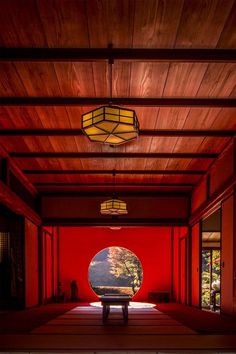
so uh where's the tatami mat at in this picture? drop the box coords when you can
[31,305,196,335]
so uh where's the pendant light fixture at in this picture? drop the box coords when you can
[82,55,139,145]
[100,170,128,215]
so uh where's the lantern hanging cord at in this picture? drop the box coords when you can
[109,58,114,104]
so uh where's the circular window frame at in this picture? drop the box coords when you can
[88,246,143,297]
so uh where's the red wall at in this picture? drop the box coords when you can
[58,226,177,302]
[191,222,200,307]
[221,195,234,314]
[25,218,39,308]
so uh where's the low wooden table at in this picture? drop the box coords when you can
[100,295,131,323]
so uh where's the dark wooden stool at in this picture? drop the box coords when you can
[100,295,131,323]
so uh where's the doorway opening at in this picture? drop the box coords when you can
[88,246,143,297]
[201,209,221,312]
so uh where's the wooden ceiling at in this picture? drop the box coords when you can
[202,232,221,243]
[0,0,236,196]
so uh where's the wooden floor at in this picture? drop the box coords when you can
[0,303,236,352]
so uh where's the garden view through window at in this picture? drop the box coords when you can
[88,247,143,296]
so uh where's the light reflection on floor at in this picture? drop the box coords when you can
[90,301,156,308]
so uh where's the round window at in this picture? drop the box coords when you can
[88,246,143,296]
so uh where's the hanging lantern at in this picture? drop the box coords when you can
[100,197,128,215]
[82,105,139,145]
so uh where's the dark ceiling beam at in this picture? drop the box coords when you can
[23,169,205,175]
[1,97,236,107]
[10,152,218,159]
[42,217,188,227]
[1,48,236,62]
[0,129,235,137]
[34,182,195,187]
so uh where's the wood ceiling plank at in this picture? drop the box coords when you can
[14,156,41,171]
[202,232,221,242]
[196,137,230,153]
[0,107,46,128]
[86,0,135,47]
[74,159,105,171]
[165,136,202,173]
[37,0,89,47]
[148,137,179,154]
[34,107,71,128]
[175,0,234,48]
[92,62,108,96]
[163,63,208,96]
[166,158,203,171]
[217,0,236,48]
[129,107,159,130]
[0,63,27,96]
[14,157,84,171]
[124,137,156,154]
[184,158,215,171]
[0,108,58,168]
[53,63,103,97]
[182,108,222,129]
[183,136,230,172]
[78,158,125,171]
[129,63,169,97]
[143,158,169,171]
[113,62,131,97]
[0,1,47,47]
[172,137,206,153]
[155,108,190,129]
[1,136,55,154]
[0,137,31,155]
[46,137,79,155]
[197,63,236,97]
[133,0,184,48]
[14,62,62,96]
[74,136,103,154]
[210,108,236,129]
[150,107,190,168]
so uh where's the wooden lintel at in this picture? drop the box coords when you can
[42,217,189,227]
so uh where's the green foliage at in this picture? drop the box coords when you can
[201,249,221,308]
[108,247,143,295]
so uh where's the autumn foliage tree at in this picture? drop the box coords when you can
[108,247,142,295]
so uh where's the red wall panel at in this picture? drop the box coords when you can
[172,228,180,302]
[180,237,186,304]
[25,219,39,308]
[52,228,58,296]
[221,195,234,315]
[45,233,53,300]
[58,226,176,302]
[191,222,200,307]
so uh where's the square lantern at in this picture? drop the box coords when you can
[82,106,139,145]
[100,198,128,215]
